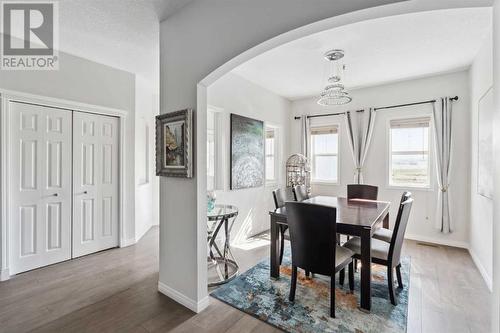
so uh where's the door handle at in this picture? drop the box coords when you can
[52,193,58,197]
[83,191,88,194]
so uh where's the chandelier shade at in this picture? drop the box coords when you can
[317,49,352,106]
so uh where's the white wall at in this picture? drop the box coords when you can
[469,30,494,290]
[59,0,160,242]
[207,73,290,241]
[159,0,492,311]
[492,1,500,330]
[289,71,471,248]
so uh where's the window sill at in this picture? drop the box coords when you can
[386,184,433,192]
[265,181,278,188]
[311,180,340,186]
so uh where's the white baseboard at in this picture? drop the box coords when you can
[135,223,152,243]
[468,248,493,292]
[0,268,10,281]
[158,281,209,313]
[404,234,469,249]
[120,237,136,247]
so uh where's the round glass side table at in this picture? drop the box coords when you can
[207,204,239,287]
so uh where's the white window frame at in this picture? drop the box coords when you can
[310,122,340,185]
[207,106,224,191]
[265,124,280,186]
[386,115,434,190]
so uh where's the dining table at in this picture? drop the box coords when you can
[269,195,390,312]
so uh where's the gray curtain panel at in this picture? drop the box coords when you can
[300,115,310,158]
[344,108,376,184]
[432,97,453,233]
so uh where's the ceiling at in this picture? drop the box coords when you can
[232,8,492,101]
[149,0,195,20]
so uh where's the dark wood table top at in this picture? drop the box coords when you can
[269,196,390,229]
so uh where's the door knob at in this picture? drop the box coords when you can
[83,191,88,194]
[53,193,58,197]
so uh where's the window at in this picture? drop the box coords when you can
[265,127,277,183]
[310,125,339,183]
[389,117,431,187]
[207,108,219,191]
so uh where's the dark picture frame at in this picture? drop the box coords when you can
[156,109,193,178]
[230,113,265,190]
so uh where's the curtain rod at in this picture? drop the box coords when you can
[374,96,459,112]
[293,96,459,120]
[293,109,364,120]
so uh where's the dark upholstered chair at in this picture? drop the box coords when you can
[286,201,354,318]
[373,192,412,243]
[344,184,379,274]
[347,184,378,201]
[292,185,309,202]
[344,197,413,305]
[272,188,293,264]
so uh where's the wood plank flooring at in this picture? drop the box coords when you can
[0,227,491,333]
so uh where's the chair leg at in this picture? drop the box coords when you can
[279,227,285,264]
[330,274,336,318]
[396,264,403,288]
[289,266,297,302]
[354,259,358,272]
[339,268,345,286]
[348,261,354,292]
[388,267,396,305]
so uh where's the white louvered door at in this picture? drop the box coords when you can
[72,112,119,257]
[10,102,72,274]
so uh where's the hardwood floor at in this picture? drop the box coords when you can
[0,227,491,333]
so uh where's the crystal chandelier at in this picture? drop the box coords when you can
[317,49,352,106]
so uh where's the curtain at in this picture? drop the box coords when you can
[300,115,310,159]
[432,98,453,233]
[344,108,376,184]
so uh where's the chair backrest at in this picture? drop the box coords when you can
[272,188,294,209]
[347,184,378,201]
[388,197,413,267]
[400,191,412,204]
[292,185,309,201]
[285,202,337,276]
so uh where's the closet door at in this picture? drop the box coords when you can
[10,102,72,274]
[72,112,119,257]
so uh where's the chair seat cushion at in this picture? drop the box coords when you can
[336,245,354,267]
[343,237,389,261]
[373,227,392,243]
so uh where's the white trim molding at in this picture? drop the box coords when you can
[158,281,210,313]
[404,233,469,249]
[0,268,10,281]
[469,248,493,292]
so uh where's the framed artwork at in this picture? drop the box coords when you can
[230,113,264,189]
[156,109,193,178]
[478,87,493,199]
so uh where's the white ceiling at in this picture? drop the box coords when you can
[149,0,195,20]
[232,8,492,101]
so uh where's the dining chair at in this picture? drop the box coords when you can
[344,184,379,274]
[343,197,413,305]
[272,188,292,265]
[292,185,309,202]
[286,201,354,318]
[347,184,378,201]
[372,191,412,243]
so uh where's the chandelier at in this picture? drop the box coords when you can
[317,49,352,106]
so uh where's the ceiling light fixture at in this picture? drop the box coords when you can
[317,49,352,106]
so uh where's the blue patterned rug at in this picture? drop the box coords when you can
[211,247,410,333]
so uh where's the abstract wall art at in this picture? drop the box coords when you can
[230,114,264,189]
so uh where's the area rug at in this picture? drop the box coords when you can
[211,248,410,333]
